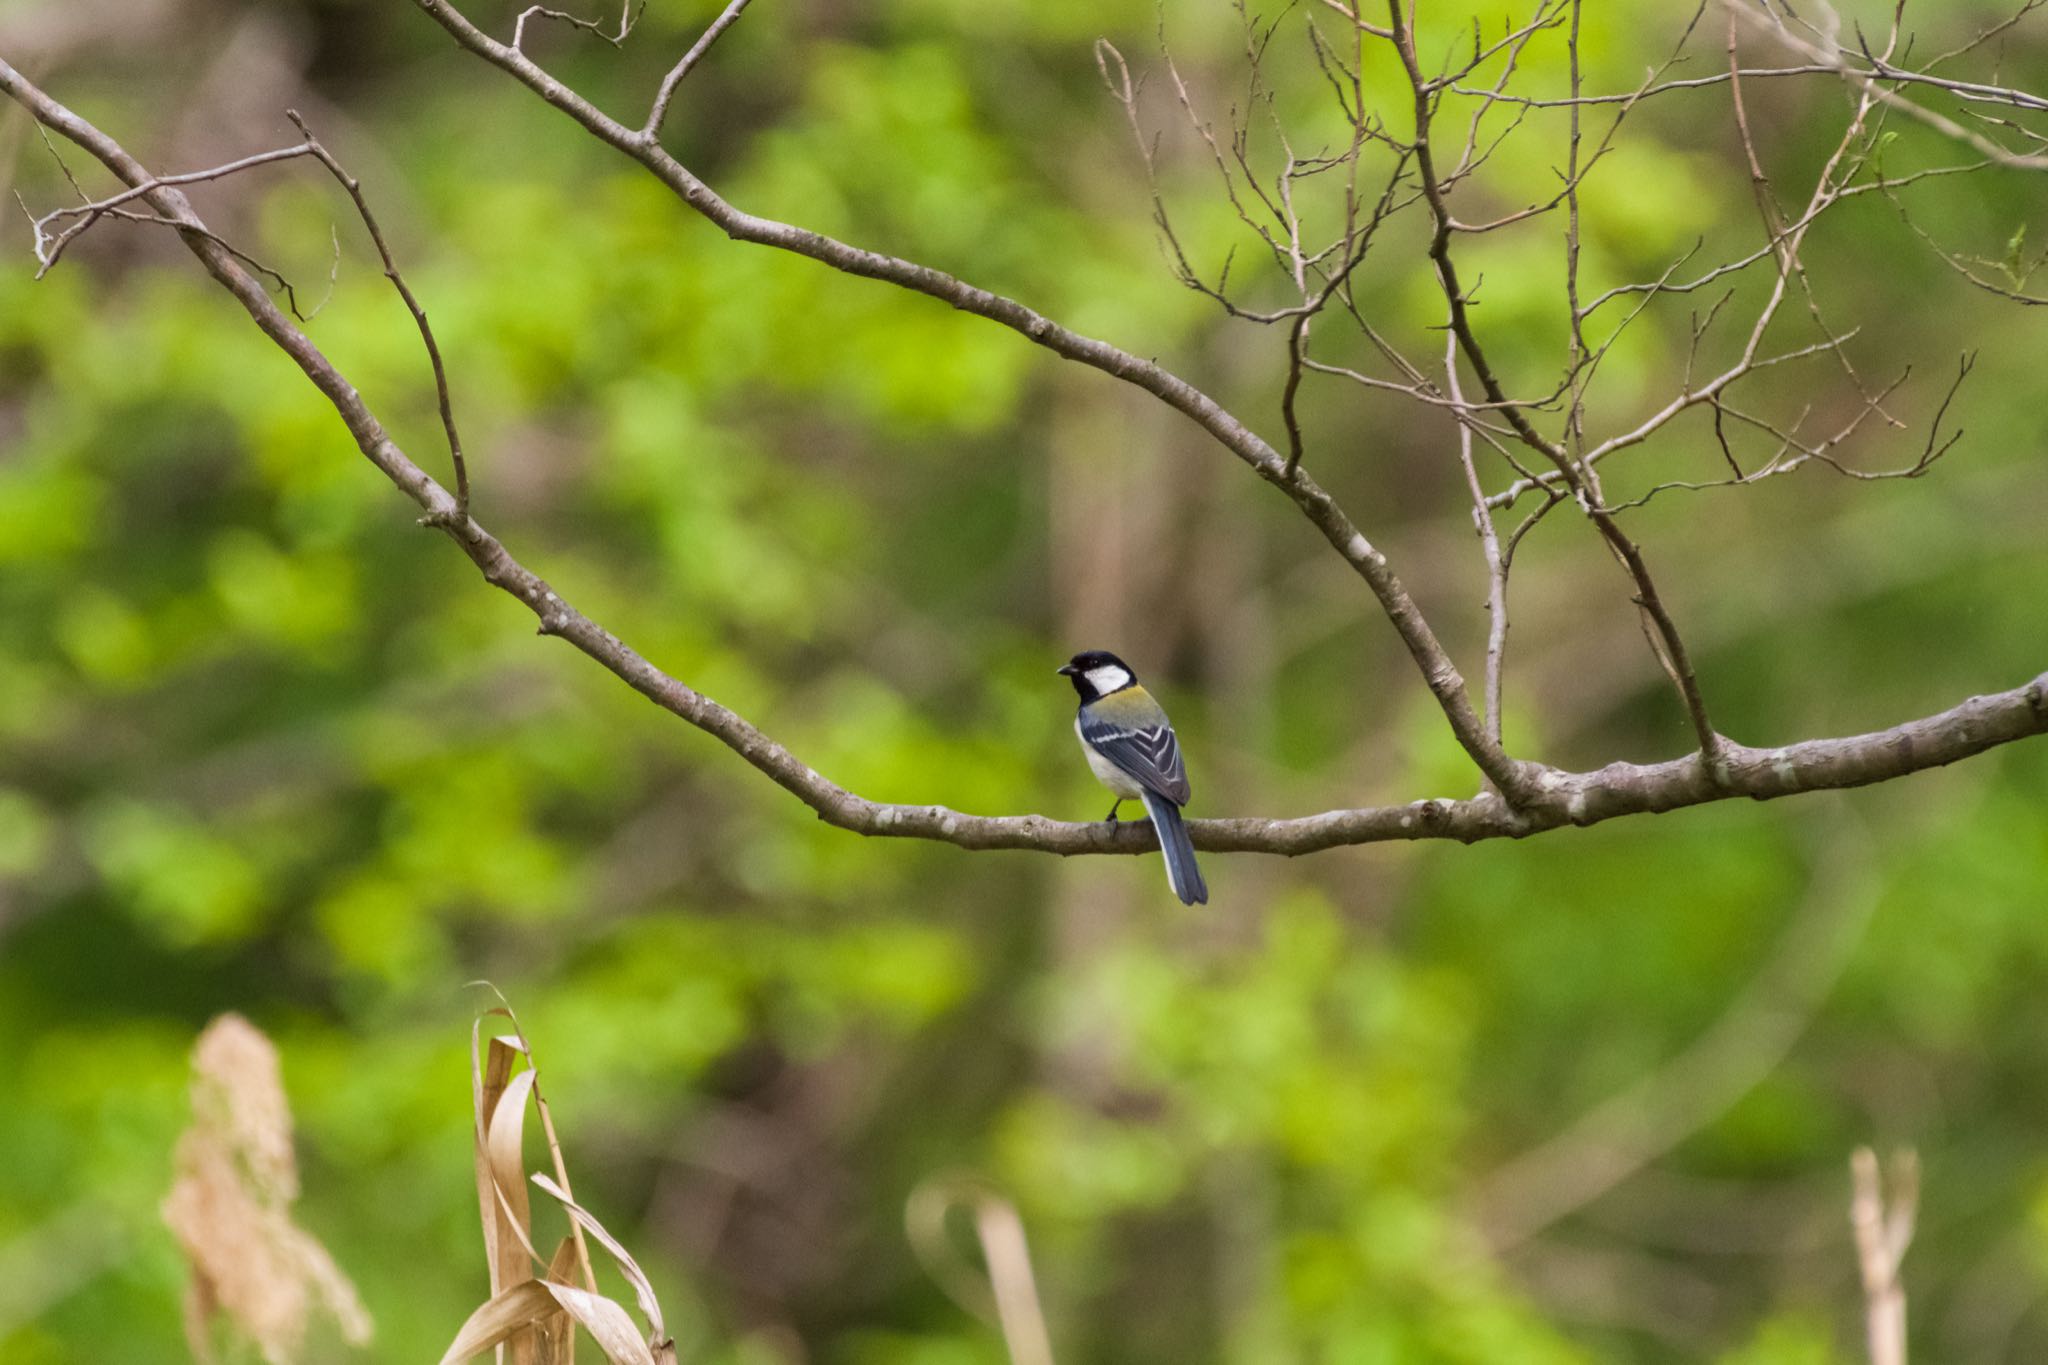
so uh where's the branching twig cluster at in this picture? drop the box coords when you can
[1115,0,2023,770]
[3,0,2047,861]
[14,107,470,510]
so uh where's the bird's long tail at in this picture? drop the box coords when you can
[1139,790,1208,905]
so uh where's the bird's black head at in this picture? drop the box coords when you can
[1057,649,1138,702]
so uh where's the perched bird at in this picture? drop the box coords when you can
[1056,649,1208,905]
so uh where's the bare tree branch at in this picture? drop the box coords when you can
[5,5,2047,865]
[512,0,643,59]
[1385,0,1723,760]
[283,110,470,515]
[645,0,751,139]
[20,116,471,510]
[1444,326,1510,746]
[1728,0,2048,170]
[404,0,1537,803]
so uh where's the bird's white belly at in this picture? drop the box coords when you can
[1077,718,1145,798]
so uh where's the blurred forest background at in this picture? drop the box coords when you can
[2,0,2047,1361]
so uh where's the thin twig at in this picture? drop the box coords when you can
[511,0,643,56]
[284,111,470,515]
[645,0,753,139]
[1386,0,1723,759]
[25,140,315,272]
[1728,0,2048,170]
[1445,324,1510,747]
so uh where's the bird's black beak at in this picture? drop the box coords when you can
[1055,662,1078,676]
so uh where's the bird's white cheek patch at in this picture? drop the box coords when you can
[1084,664,1132,694]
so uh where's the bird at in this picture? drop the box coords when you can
[1056,649,1208,905]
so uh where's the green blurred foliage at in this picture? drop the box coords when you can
[1,1,2047,1363]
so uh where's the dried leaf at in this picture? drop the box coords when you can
[470,1015,519,1289]
[542,1284,658,1365]
[531,1172,664,1341]
[472,995,593,1294]
[907,1176,1055,1365]
[488,1069,543,1365]
[437,1279,657,1365]
[489,1069,539,1271]
[455,997,659,1365]
[438,1280,557,1365]
[543,1235,582,1287]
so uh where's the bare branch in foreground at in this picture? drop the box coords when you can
[1851,1147,1918,1365]
[24,137,311,271]
[907,1179,1057,1365]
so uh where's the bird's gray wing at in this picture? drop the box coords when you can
[1079,708,1191,807]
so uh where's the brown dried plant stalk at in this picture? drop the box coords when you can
[443,1002,1058,1365]
[440,1001,676,1365]
[163,1014,372,1365]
